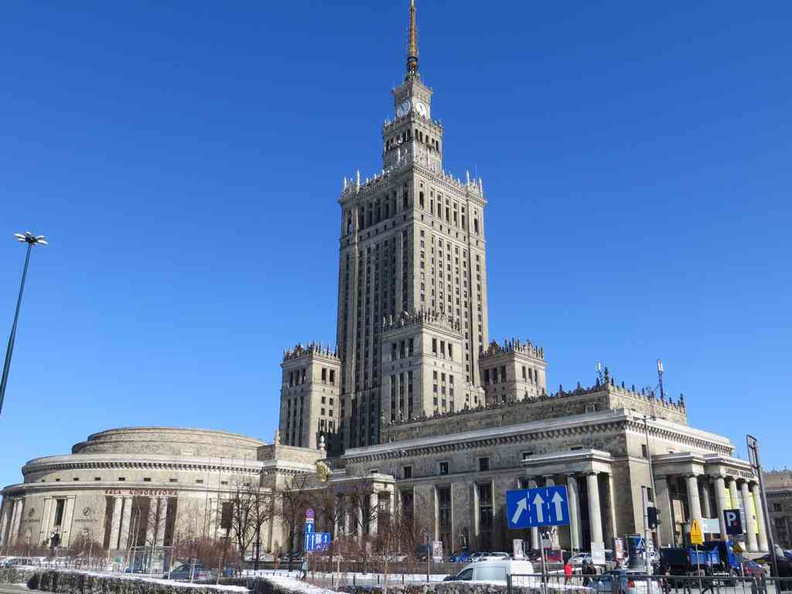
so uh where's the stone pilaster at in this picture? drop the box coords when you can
[109,496,123,550]
[155,498,168,546]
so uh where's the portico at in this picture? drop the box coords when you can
[653,453,768,552]
[522,450,615,552]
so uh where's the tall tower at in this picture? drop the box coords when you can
[336,1,489,449]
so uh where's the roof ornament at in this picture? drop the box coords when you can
[406,0,419,78]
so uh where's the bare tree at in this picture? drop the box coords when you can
[275,473,312,570]
[224,481,274,567]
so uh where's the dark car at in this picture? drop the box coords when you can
[450,551,471,563]
[165,563,217,582]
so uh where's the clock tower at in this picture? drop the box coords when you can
[382,0,443,172]
[336,0,489,449]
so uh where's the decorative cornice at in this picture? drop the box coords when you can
[21,454,264,478]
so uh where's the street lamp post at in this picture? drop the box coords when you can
[643,414,660,547]
[0,232,47,416]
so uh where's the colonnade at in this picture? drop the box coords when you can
[332,490,394,541]
[107,495,170,552]
[657,473,769,553]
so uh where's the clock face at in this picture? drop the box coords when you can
[415,101,428,117]
[396,100,411,118]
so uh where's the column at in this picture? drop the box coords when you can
[751,483,768,552]
[334,496,343,537]
[741,481,758,552]
[369,491,379,536]
[567,474,581,552]
[118,497,133,550]
[700,479,712,518]
[0,502,10,547]
[714,477,729,540]
[528,478,539,550]
[155,498,168,547]
[544,476,555,486]
[145,498,157,545]
[344,500,351,535]
[686,475,703,523]
[655,476,673,546]
[728,478,740,509]
[355,502,363,542]
[606,473,618,543]
[586,473,603,545]
[61,497,76,547]
[38,498,53,545]
[109,496,123,550]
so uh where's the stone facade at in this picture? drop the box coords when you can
[765,470,792,549]
[0,428,265,564]
[340,381,770,555]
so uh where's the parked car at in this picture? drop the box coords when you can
[165,563,217,582]
[473,552,511,562]
[528,549,564,564]
[445,559,535,585]
[570,553,593,567]
[742,560,766,578]
[588,569,661,594]
[450,551,471,563]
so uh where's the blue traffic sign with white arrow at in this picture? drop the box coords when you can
[507,485,570,529]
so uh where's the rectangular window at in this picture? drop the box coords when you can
[220,501,233,531]
[479,457,490,471]
[53,498,66,527]
[478,483,493,550]
[437,486,452,552]
[403,465,413,479]
[641,444,649,459]
[439,461,449,475]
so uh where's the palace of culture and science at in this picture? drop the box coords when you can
[1,1,775,561]
[280,0,544,453]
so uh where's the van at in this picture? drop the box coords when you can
[446,559,536,585]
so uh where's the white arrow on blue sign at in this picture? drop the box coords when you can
[507,485,570,529]
[304,531,332,552]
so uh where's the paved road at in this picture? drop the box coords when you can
[0,585,28,594]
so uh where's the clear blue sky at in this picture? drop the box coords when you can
[1,1,790,488]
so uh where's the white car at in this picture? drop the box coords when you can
[446,559,536,586]
[569,553,592,567]
[473,552,511,562]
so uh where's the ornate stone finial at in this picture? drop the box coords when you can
[356,169,361,187]
[318,434,326,452]
[273,429,281,446]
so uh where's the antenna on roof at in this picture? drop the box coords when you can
[657,359,665,399]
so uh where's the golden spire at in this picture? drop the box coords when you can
[406,0,419,77]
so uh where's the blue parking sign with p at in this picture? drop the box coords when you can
[724,509,743,535]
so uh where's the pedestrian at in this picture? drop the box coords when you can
[300,557,308,581]
[564,560,573,585]
[582,560,596,586]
